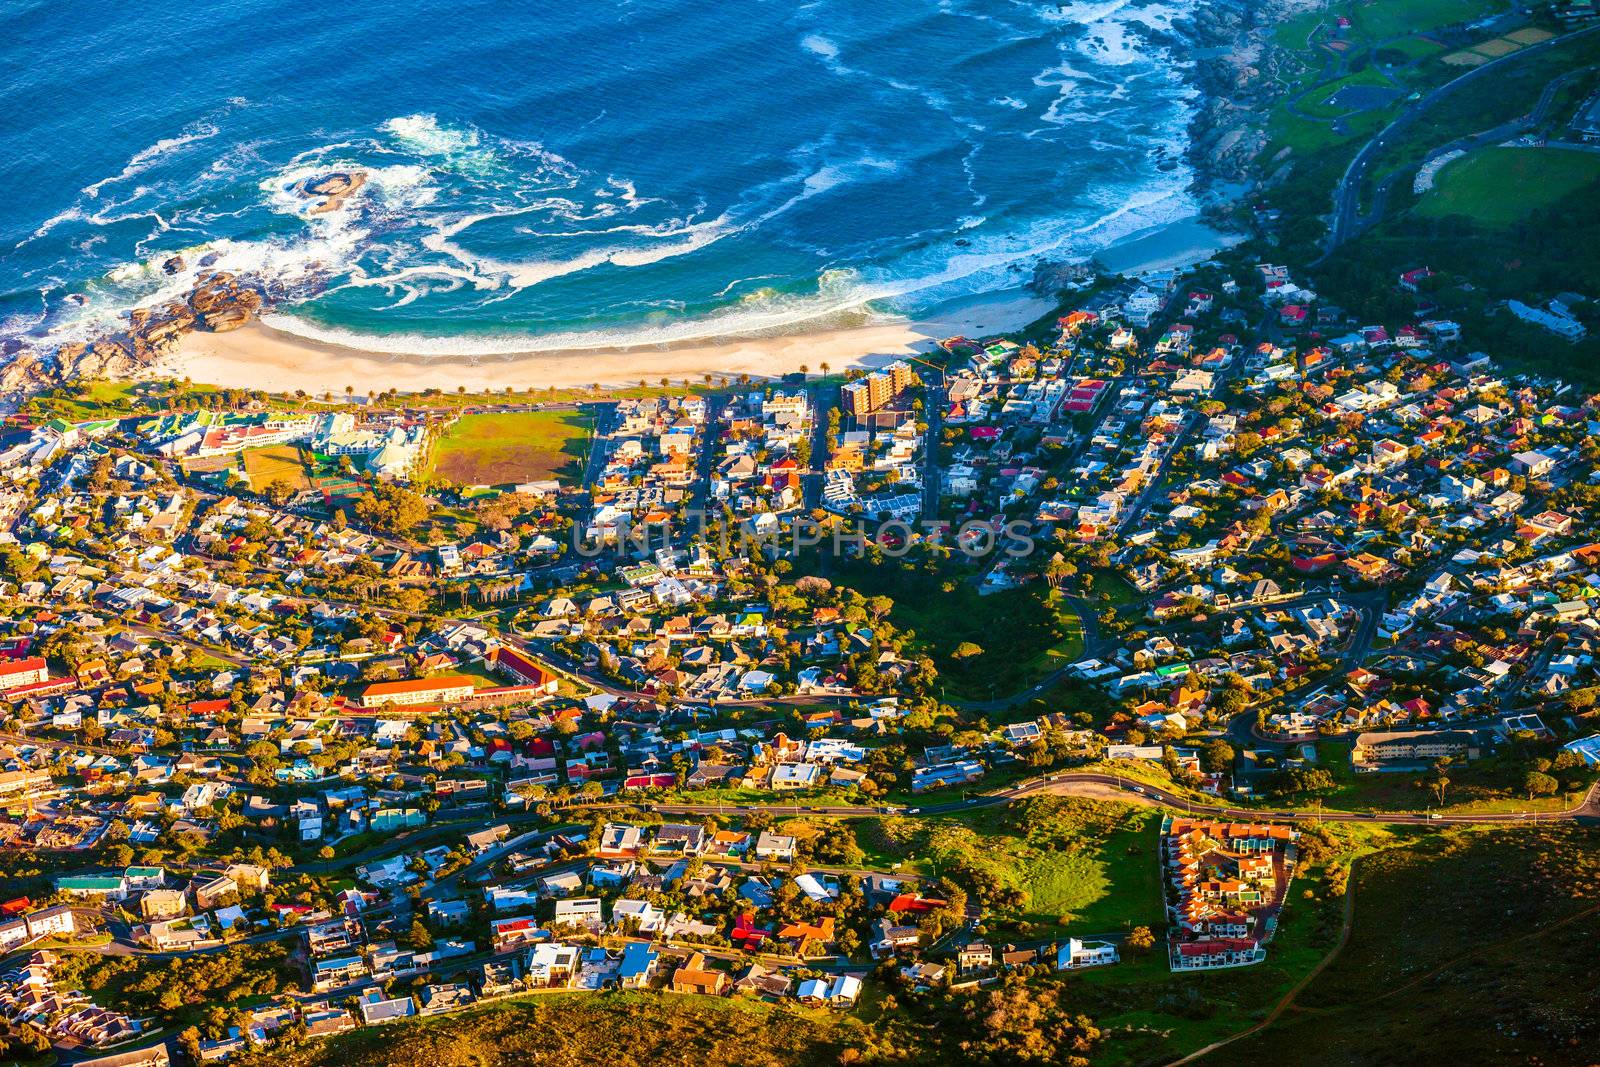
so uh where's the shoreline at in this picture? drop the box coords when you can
[161,290,1053,396]
[5,1,1274,405]
[161,217,1234,396]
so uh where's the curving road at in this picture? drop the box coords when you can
[1324,21,1600,255]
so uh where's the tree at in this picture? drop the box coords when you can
[952,641,983,661]
[1127,926,1155,954]
[1524,770,1558,800]
[1200,739,1235,774]
[262,479,293,506]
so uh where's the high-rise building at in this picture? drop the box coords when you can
[840,360,917,417]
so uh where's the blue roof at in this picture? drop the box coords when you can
[617,940,659,979]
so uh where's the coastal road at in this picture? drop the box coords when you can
[1324,21,1600,254]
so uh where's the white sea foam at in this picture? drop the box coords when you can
[382,114,481,156]
[17,0,1216,371]
[258,167,1201,359]
[800,34,840,61]
[82,122,220,198]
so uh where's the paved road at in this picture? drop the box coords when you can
[1325,22,1600,254]
[921,376,945,519]
[574,769,1600,827]
[802,382,836,511]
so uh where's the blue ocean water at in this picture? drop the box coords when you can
[0,0,1206,356]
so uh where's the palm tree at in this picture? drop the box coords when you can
[819,361,830,375]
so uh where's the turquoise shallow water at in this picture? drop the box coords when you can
[0,0,1212,356]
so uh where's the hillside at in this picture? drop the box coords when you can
[1222,825,1600,1065]
[232,993,864,1067]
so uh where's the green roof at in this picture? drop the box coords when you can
[57,875,124,890]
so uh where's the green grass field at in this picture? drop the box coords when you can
[21,378,145,421]
[429,410,592,486]
[1350,0,1506,39]
[1417,146,1600,226]
[1294,740,1594,815]
[924,797,1165,937]
[825,556,1087,701]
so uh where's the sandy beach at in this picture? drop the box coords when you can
[163,291,1058,396]
[156,214,1236,397]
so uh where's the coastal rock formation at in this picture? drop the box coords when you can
[300,170,368,214]
[0,271,268,404]
[1028,260,1097,297]
[161,255,186,275]
[188,273,264,332]
[0,348,54,398]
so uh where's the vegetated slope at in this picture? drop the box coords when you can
[1224,824,1600,1066]
[235,994,861,1067]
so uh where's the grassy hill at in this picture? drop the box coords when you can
[1222,824,1600,1065]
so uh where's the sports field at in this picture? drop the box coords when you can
[241,445,312,491]
[429,410,592,486]
[1417,146,1600,226]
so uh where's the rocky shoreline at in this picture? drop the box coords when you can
[0,271,266,399]
[1028,0,1318,296]
[0,172,368,405]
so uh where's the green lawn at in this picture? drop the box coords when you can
[1351,0,1507,40]
[922,797,1165,938]
[240,444,312,492]
[1282,740,1594,815]
[1417,146,1600,226]
[827,556,1085,700]
[21,378,143,420]
[1269,104,1386,156]
[1294,68,1401,119]
[429,410,592,486]
[1377,34,1447,63]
